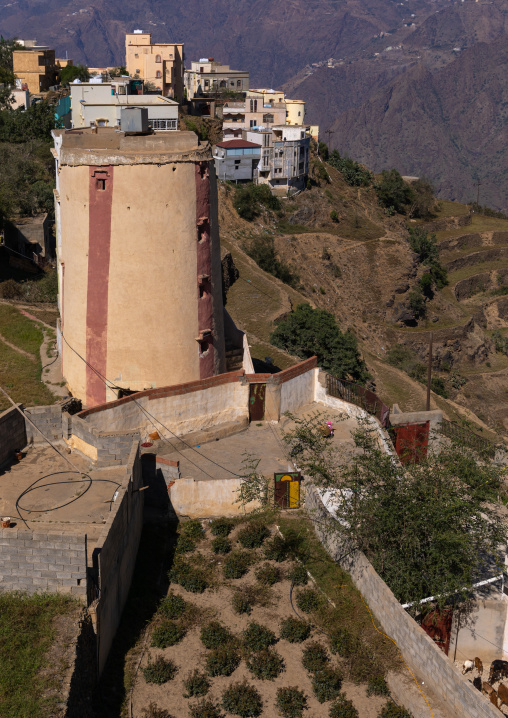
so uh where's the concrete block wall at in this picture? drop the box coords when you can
[24,404,63,444]
[0,528,87,599]
[0,405,27,466]
[90,442,143,674]
[70,414,140,467]
[305,485,499,718]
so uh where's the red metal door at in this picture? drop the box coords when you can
[395,422,430,464]
[249,383,266,421]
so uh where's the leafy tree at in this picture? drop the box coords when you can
[408,177,436,219]
[407,286,426,319]
[109,66,127,77]
[0,101,58,143]
[270,303,369,383]
[60,64,90,85]
[328,150,372,187]
[408,227,448,292]
[375,169,414,214]
[0,141,55,218]
[281,414,505,607]
[0,37,23,110]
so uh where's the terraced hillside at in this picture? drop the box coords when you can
[218,169,508,444]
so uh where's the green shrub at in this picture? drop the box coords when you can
[312,668,343,703]
[200,621,235,649]
[175,534,196,554]
[263,534,290,562]
[180,519,205,540]
[222,681,263,717]
[234,183,281,221]
[205,646,241,677]
[141,703,175,718]
[189,698,225,718]
[151,620,186,648]
[289,564,308,586]
[329,694,359,718]
[245,235,299,288]
[329,628,360,658]
[302,641,329,672]
[280,617,311,643]
[408,287,426,320]
[328,151,372,187]
[210,518,234,536]
[237,522,270,548]
[330,210,338,222]
[431,376,448,398]
[295,588,320,613]
[246,648,285,680]
[169,559,208,593]
[242,621,277,651]
[275,686,308,718]
[158,592,188,620]
[212,536,232,555]
[378,702,413,718]
[183,669,211,698]
[232,591,252,615]
[367,675,389,696]
[142,656,178,684]
[255,563,281,586]
[223,551,251,579]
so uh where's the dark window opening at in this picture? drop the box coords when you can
[96,178,106,191]
[199,339,210,356]
[197,221,210,243]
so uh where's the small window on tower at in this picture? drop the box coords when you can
[96,178,106,191]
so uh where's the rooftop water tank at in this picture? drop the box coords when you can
[121,107,149,134]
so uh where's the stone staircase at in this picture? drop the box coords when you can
[225,342,243,372]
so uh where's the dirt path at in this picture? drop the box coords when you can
[0,332,36,360]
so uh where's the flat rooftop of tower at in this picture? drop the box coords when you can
[52,127,210,165]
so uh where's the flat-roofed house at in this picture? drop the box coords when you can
[213,139,261,181]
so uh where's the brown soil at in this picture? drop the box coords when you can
[130,524,390,718]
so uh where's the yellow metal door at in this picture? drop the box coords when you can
[289,480,300,508]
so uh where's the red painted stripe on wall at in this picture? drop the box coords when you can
[86,166,114,406]
[195,161,214,379]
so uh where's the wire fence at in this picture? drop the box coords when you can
[326,374,390,427]
[440,418,497,457]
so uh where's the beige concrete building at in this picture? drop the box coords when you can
[219,99,286,140]
[52,125,226,407]
[184,59,249,100]
[125,32,184,100]
[13,41,58,94]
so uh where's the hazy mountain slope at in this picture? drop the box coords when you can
[0,0,445,85]
[326,40,508,211]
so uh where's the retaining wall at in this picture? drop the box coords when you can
[77,369,248,439]
[168,476,260,518]
[305,485,499,718]
[0,405,26,466]
[0,527,87,599]
[89,441,143,674]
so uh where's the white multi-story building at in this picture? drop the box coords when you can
[242,125,310,195]
[69,81,178,130]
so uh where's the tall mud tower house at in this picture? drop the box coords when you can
[52,127,226,407]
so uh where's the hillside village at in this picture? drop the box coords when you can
[0,29,508,718]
